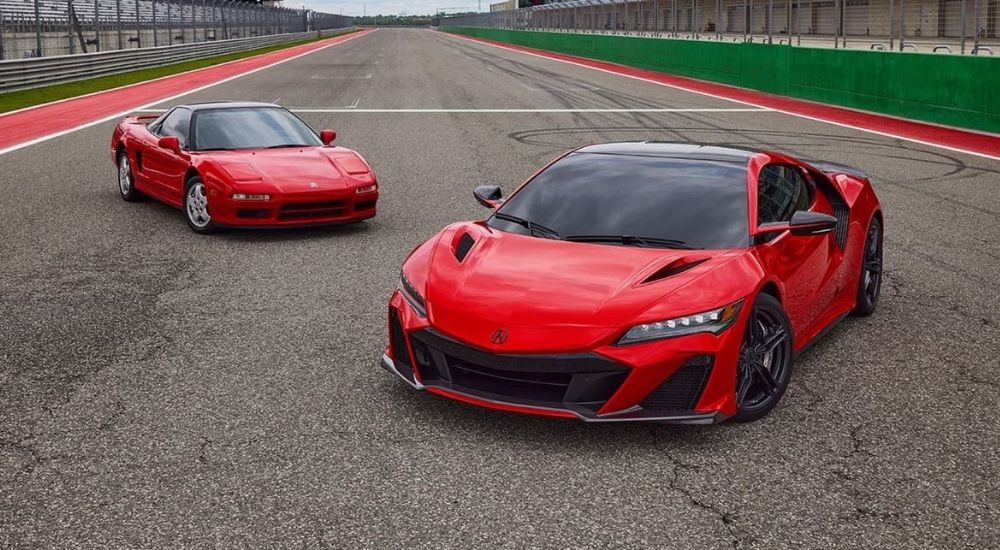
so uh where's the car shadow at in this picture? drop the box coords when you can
[379,378,752,452]
[217,220,376,243]
[122,197,378,241]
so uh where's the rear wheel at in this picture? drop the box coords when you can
[732,293,793,423]
[117,149,144,202]
[184,176,218,234]
[853,217,883,316]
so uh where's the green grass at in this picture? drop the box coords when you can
[0,28,358,114]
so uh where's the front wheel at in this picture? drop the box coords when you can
[184,176,218,234]
[852,217,883,316]
[117,150,144,202]
[731,293,793,423]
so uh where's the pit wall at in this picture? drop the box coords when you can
[441,27,1000,135]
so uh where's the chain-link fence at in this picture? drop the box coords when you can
[445,0,998,54]
[0,0,353,60]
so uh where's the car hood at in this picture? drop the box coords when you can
[213,148,370,193]
[420,223,755,352]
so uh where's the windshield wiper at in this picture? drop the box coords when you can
[265,143,312,149]
[492,212,562,239]
[564,235,699,249]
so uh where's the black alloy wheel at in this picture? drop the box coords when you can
[732,293,793,423]
[853,217,883,316]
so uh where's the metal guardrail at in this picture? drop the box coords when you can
[0,28,352,93]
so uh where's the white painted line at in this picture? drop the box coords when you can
[310,73,373,79]
[442,31,1000,161]
[0,30,373,157]
[289,107,771,113]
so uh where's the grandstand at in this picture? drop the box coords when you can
[0,0,351,58]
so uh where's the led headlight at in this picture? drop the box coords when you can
[618,300,743,345]
[232,193,271,200]
[399,271,426,317]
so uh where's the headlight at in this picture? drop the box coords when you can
[356,184,377,194]
[399,271,426,317]
[232,193,271,200]
[618,300,743,345]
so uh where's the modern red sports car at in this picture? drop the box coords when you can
[383,142,883,423]
[110,101,378,233]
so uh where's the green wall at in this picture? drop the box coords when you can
[442,27,1000,135]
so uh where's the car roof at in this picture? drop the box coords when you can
[574,142,758,163]
[178,101,283,112]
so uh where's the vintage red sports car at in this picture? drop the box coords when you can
[383,142,883,423]
[110,101,378,233]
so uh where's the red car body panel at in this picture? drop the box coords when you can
[384,145,882,423]
[110,114,378,227]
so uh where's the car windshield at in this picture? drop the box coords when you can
[489,152,750,249]
[192,107,322,150]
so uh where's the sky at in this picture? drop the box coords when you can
[294,0,485,17]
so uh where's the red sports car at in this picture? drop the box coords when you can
[110,101,378,233]
[383,143,883,423]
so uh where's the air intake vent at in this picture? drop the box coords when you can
[639,357,712,412]
[454,233,476,262]
[642,258,707,284]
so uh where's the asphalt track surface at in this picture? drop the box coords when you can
[2,28,999,548]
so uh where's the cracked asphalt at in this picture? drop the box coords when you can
[2,28,999,548]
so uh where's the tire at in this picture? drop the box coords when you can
[731,293,794,423]
[852,217,883,317]
[183,175,218,234]
[117,149,144,202]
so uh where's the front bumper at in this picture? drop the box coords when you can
[384,290,747,424]
[380,353,723,424]
[209,189,378,227]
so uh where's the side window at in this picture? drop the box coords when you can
[158,108,192,148]
[147,111,169,135]
[757,164,812,225]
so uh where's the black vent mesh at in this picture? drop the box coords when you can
[639,359,712,412]
[389,308,414,382]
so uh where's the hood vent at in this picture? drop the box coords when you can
[641,258,708,284]
[453,233,476,263]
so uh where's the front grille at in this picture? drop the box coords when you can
[236,208,270,219]
[354,200,376,211]
[408,329,629,411]
[639,357,713,412]
[448,359,574,402]
[278,200,348,220]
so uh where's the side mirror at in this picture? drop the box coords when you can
[757,211,838,237]
[158,136,181,154]
[789,211,838,236]
[320,129,336,145]
[473,185,503,208]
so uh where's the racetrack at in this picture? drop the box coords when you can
[2,28,999,547]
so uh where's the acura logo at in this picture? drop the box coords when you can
[490,329,508,345]
[308,182,319,189]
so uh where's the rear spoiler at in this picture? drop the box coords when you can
[125,113,160,124]
[805,159,868,180]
